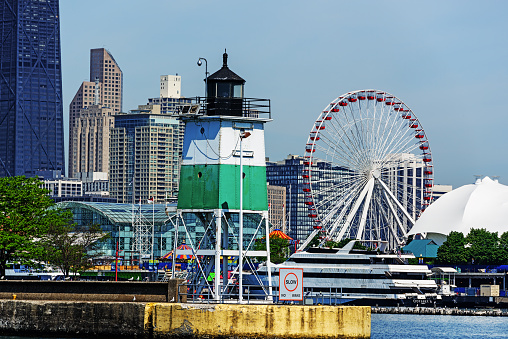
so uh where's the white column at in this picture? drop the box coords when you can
[214,209,221,301]
[265,211,273,301]
[239,136,244,302]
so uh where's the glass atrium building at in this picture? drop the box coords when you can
[57,202,266,262]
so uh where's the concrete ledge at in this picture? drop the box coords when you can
[0,300,147,338]
[145,303,371,338]
[0,280,185,303]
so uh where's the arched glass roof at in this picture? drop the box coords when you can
[56,201,177,225]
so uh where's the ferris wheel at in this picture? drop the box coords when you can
[299,90,434,250]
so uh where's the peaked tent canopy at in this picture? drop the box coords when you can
[408,177,508,245]
[161,244,194,260]
[269,229,293,240]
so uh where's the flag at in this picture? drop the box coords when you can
[147,197,154,204]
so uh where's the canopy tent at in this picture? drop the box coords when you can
[161,244,194,260]
[269,229,293,240]
[408,177,508,245]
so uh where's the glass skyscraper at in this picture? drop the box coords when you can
[0,0,65,177]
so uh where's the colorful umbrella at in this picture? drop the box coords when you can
[269,229,293,240]
[161,244,194,260]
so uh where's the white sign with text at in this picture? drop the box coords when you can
[279,268,303,301]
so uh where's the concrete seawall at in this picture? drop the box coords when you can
[146,303,370,338]
[0,300,370,338]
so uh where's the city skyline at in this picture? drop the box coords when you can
[59,1,508,188]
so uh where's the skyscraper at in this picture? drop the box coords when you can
[68,48,122,178]
[0,0,65,177]
[109,104,181,203]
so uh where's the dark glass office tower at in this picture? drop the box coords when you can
[0,0,65,177]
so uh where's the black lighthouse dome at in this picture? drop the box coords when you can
[206,50,245,116]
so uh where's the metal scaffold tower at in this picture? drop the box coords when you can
[132,201,155,264]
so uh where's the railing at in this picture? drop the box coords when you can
[177,97,271,119]
[178,282,348,305]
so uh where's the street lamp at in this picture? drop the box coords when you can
[197,57,208,98]
[238,130,251,302]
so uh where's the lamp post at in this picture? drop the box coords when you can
[239,130,251,302]
[197,57,208,98]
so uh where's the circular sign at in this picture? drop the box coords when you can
[283,272,298,292]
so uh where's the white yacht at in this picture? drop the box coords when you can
[245,241,441,306]
[5,263,65,281]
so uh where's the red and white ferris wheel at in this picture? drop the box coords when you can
[299,90,434,250]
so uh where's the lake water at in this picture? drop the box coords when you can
[372,313,508,338]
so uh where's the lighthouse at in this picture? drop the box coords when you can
[174,51,272,301]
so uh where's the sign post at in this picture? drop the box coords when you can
[279,268,303,301]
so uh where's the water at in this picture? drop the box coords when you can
[372,313,508,338]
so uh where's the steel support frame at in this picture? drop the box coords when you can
[168,209,272,302]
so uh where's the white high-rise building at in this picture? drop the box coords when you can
[160,75,181,99]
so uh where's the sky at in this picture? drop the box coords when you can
[60,0,508,188]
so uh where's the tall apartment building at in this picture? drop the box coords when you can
[266,155,347,241]
[267,183,286,232]
[109,105,181,203]
[68,48,122,178]
[266,155,309,241]
[0,0,65,177]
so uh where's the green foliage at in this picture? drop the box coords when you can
[466,228,503,265]
[330,238,368,250]
[437,229,508,265]
[255,236,290,264]
[0,176,65,276]
[436,231,468,264]
[40,220,110,277]
[306,233,322,249]
[500,232,508,263]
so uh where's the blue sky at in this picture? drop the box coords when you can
[60,1,508,188]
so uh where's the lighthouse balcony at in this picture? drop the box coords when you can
[177,97,271,119]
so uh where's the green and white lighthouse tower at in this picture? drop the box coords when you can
[174,51,272,301]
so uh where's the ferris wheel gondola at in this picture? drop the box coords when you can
[299,90,434,250]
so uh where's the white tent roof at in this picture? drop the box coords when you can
[408,177,508,240]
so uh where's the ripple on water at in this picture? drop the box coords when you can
[371,313,508,339]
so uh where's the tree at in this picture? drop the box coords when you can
[330,238,368,250]
[0,176,67,277]
[254,236,290,264]
[499,232,508,263]
[40,220,110,277]
[465,228,501,265]
[436,231,467,264]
